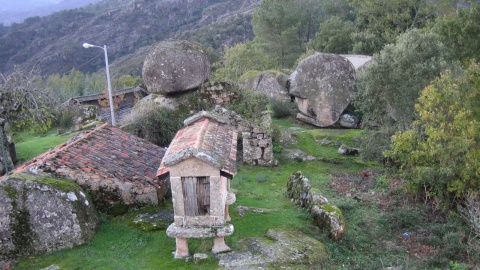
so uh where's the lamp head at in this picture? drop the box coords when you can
[83,43,93,48]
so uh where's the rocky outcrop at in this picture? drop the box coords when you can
[0,173,99,260]
[218,227,327,268]
[290,53,355,127]
[142,40,211,94]
[286,171,345,240]
[339,113,359,128]
[338,144,360,156]
[241,71,289,100]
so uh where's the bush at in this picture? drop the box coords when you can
[123,101,183,147]
[269,98,295,119]
[225,89,268,124]
[58,108,77,129]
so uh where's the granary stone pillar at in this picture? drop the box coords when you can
[212,236,231,254]
[174,238,189,258]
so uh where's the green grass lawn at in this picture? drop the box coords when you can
[14,129,80,163]
[13,119,476,269]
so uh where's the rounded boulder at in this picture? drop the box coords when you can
[142,40,211,94]
[290,53,355,127]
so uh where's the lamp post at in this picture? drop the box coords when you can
[82,42,116,126]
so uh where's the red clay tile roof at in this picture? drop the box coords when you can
[157,115,237,178]
[14,124,166,186]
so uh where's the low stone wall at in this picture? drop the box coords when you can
[286,171,345,240]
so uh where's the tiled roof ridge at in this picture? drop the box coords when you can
[11,123,109,174]
[195,118,209,149]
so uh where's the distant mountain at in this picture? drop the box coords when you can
[0,0,100,25]
[0,0,259,76]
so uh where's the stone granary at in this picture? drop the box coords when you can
[14,123,168,213]
[157,111,237,258]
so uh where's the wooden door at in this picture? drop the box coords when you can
[182,176,210,216]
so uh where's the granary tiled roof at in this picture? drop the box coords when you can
[15,124,166,187]
[157,113,237,178]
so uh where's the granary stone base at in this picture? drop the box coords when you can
[166,223,234,258]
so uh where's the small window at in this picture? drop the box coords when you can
[182,176,210,216]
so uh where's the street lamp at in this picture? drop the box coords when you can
[82,42,116,126]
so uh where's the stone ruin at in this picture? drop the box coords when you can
[0,118,16,176]
[210,106,276,166]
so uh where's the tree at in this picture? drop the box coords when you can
[308,16,355,54]
[386,64,480,205]
[212,41,274,82]
[0,67,57,132]
[353,29,450,160]
[252,0,323,68]
[350,0,437,54]
[354,29,450,131]
[434,3,480,65]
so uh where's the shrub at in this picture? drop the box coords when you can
[225,89,268,124]
[123,101,183,147]
[269,98,295,119]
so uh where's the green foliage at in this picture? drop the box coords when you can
[252,0,320,68]
[350,0,437,54]
[386,64,480,204]
[123,101,183,147]
[354,29,450,131]
[212,41,273,82]
[353,27,459,162]
[269,98,296,119]
[308,16,355,54]
[224,89,268,124]
[434,3,480,65]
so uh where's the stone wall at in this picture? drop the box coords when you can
[210,106,275,166]
[286,171,345,240]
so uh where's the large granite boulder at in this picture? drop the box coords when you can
[290,53,355,127]
[142,40,211,94]
[0,173,99,260]
[241,71,289,100]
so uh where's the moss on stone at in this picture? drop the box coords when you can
[11,173,81,192]
[1,185,18,199]
[320,204,344,221]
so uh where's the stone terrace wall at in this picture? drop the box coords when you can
[210,106,275,166]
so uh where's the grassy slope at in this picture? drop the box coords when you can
[14,129,79,163]
[13,119,475,269]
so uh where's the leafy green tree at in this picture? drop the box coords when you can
[350,0,437,54]
[434,3,480,65]
[386,64,480,204]
[212,41,273,82]
[353,29,450,160]
[252,0,323,68]
[354,29,450,130]
[0,67,57,132]
[308,16,355,53]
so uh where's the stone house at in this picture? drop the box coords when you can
[68,86,148,122]
[157,111,237,258]
[14,123,167,213]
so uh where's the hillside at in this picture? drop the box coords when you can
[0,0,99,25]
[0,0,259,76]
